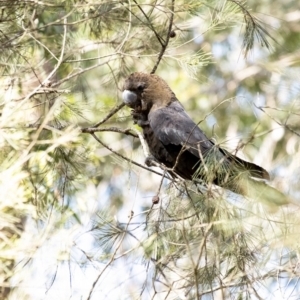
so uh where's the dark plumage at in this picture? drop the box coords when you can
[122,72,288,205]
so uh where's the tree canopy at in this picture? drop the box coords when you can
[0,0,300,299]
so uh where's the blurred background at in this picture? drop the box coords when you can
[0,0,300,299]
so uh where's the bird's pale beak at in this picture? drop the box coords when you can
[122,90,138,107]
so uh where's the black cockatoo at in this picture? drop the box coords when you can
[122,72,288,205]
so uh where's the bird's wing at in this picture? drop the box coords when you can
[148,101,269,180]
[148,101,214,157]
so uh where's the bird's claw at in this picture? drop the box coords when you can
[131,110,149,127]
[136,120,150,127]
[145,156,157,167]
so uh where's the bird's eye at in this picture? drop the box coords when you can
[137,83,145,91]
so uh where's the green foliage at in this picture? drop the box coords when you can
[0,0,299,299]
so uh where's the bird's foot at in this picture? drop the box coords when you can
[131,110,149,127]
[145,155,158,167]
[135,119,150,127]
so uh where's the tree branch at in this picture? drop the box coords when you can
[131,0,165,47]
[81,126,137,138]
[91,103,126,128]
[90,133,166,178]
[151,0,175,74]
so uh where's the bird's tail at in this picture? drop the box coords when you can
[192,148,290,207]
[224,173,290,207]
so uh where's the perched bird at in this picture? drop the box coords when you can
[122,72,288,205]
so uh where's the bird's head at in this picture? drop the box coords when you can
[122,72,176,113]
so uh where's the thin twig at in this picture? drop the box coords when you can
[151,0,175,74]
[156,170,166,197]
[12,89,71,101]
[11,17,68,113]
[9,18,68,170]
[116,0,132,52]
[86,212,134,300]
[81,126,137,138]
[192,207,219,299]
[132,0,164,47]
[51,57,119,88]
[131,128,151,157]
[195,208,219,270]
[131,127,173,171]
[91,103,126,128]
[255,104,300,137]
[90,133,165,177]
